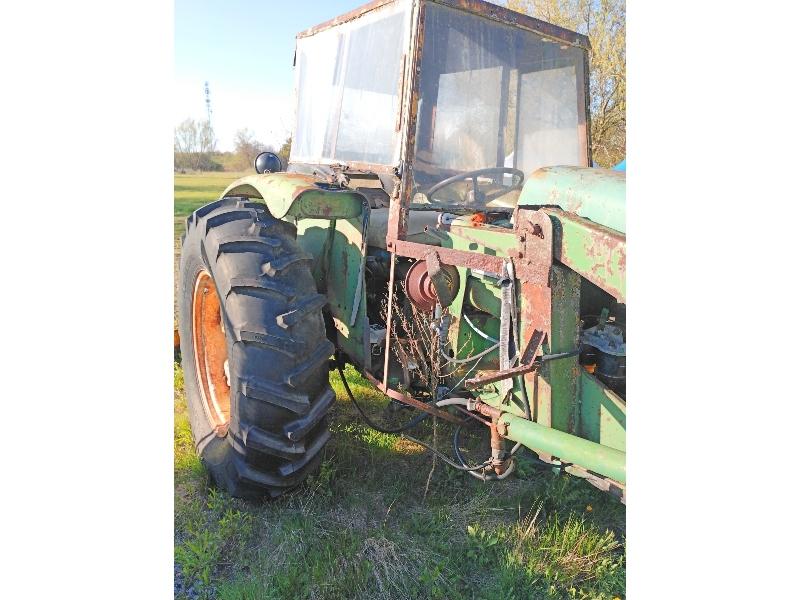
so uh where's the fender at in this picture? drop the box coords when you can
[224,171,371,369]
[221,172,364,220]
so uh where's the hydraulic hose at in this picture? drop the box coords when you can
[438,342,499,365]
[402,433,492,472]
[462,313,499,344]
[336,363,428,433]
[435,397,470,408]
[337,365,493,472]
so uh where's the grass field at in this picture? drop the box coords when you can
[174,171,250,249]
[173,171,626,600]
[174,172,249,323]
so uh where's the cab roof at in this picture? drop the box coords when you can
[296,0,589,50]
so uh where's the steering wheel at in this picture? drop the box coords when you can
[426,167,525,203]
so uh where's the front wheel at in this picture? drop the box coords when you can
[178,197,335,498]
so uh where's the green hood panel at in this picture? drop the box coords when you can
[519,166,625,234]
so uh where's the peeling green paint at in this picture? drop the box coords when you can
[221,172,363,220]
[520,166,625,234]
[546,208,626,303]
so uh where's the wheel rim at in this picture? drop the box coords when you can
[191,270,231,436]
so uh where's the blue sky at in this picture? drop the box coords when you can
[175,1,388,151]
[175,0,506,151]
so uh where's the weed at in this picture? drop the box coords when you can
[175,528,216,587]
[466,523,503,567]
[174,362,204,487]
[300,454,338,506]
[174,362,184,391]
[174,488,258,592]
[461,501,625,598]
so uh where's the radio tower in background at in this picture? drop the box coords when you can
[204,81,212,126]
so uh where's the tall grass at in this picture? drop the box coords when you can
[174,363,625,600]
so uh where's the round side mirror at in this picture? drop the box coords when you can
[254,151,283,174]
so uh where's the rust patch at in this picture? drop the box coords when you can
[391,239,506,273]
[297,0,396,39]
[513,208,553,286]
[545,207,625,302]
[192,270,231,437]
[404,259,438,311]
[436,0,590,49]
[508,209,554,421]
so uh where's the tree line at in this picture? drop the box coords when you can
[174,118,291,172]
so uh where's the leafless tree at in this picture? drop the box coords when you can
[174,118,218,171]
[233,128,273,170]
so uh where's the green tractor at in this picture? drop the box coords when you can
[178,0,625,501]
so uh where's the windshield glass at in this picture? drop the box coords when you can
[291,3,409,166]
[411,2,587,209]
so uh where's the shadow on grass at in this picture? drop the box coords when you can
[174,363,626,600]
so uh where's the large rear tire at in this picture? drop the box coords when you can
[178,196,335,498]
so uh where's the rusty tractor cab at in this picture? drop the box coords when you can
[179,0,626,501]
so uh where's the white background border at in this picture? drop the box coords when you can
[1,1,798,597]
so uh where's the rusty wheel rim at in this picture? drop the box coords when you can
[191,270,231,436]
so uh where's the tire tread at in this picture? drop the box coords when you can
[178,198,334,499]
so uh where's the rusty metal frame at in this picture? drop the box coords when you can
[545,207,626,302]
[566,461,625,503]
[362,370,467,425]
[387,0,425,244]
[512,208,554,427]
[388,239,507,272]
[541,454,626,503]
[296,0,400,39]
[581,45,592,166]
[299,0,590,48]
[432,0,589,49]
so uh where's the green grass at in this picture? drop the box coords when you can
[174,171,249,243]
[175,364,625,600]
[174,171,251,218]
[174,172,249,324]
[173,172,626,600]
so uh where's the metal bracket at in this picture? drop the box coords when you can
[424,250,459,308]
[362,370,467,426]
[512,209,552,286]
[349,196,371,326]
[464,329,546,389]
